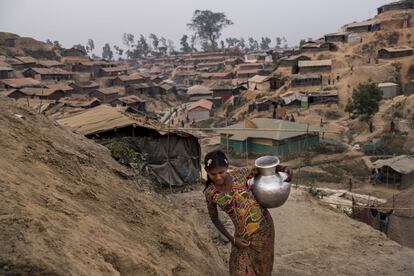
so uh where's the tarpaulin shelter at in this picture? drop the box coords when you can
[58,105,201,187]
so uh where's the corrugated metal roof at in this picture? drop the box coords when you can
[298,60,332,67]
[101,66,128,73]
[291,74,322,81]
[0,78,45,88]
[58,97,101,108]
[378,82,399,87]
[382,46,413,53]
[280,54,310,61]
[37,60,64,67]
[325,31,350,37]
[188,99,213,111]
[346,19,378,29]
[117,73,145,82]
[0,67,13,71]
[187,85,212,96]
[117,95,145,104]
[71,81,99,89]
[219,118,319,141]
[96,86,123,95]
[248,75,272,83]
[14,56,37,64]
[373,155,414,175]
[18,87,64,96]
[25,67,72,75]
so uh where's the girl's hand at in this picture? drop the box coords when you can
[234,237,251,248]
[276,165,293,182]
[249,166,259,178]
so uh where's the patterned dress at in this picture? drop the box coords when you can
[205,168,275,276]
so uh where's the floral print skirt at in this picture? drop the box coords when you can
[229,212,275,276]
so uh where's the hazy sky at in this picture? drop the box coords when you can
[0,0,390,54]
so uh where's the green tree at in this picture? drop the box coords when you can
[73,44,87,54]
[122,33,135,59]
[190,35,198,52]
[260,37,272,50]
[187,9,233,51]
[102,43,114,61]
[122,33,135,48]
[167,39,176,54]
[345,83,382,122]
[158,37,168,55]
[137,34,150,56]
[46,39,53,45]
[282,36,288,49]
[238,37,246,51]
[275,37,282,48]
[248,37,259,51]
[113,45,124,57]
[149,33,159,52]
[86,39,95,54]
[53,40,62,50]
[180,35,192,53]
[225,37,237,48]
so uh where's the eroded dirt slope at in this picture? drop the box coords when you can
[0,96,226,276]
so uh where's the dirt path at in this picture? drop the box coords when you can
[171,188,414,276]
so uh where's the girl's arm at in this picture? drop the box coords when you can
[207,202,251,248]
[207,202,234,243]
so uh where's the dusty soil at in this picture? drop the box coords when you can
[0,96,227,276]
[171,188,414,276]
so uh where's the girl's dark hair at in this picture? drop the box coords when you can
[204,150,229,189]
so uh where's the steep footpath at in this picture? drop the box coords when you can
[0,96,226,275]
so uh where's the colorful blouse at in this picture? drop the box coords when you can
[204,168,267,240]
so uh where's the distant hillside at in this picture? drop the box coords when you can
[0,32,60,60]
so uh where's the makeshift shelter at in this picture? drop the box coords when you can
[344,19,380,33]
[248,98,279,112]
[378,0,414,14]
[278,54,311,67]
[0,77,45,89]
[113,73,146,87]
[91,87,123,103]
[373,155,414,189]
[37,59,65,69]
[291,74,322,87]
[187,99,213,121]
[57,105,201,187]
[248,75,285,91]
[300,42,333,52]
[220,118,319,156]
[187,85,213,101]
[100,66,128,77]
[0,66,14,79]
[111,95,147,112]
[298,60,332,74]
[70,81,100,96]
[23,67,73,81]
[324,32,349,43]
[378,82,400,99]
[378,47,413,59]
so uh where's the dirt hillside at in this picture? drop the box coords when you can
[0,96,226,275]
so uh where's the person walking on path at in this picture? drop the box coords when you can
[203,150,292,275]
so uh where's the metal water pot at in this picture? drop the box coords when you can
[251,156,291,209]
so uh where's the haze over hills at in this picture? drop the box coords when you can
[1,0,414,275]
